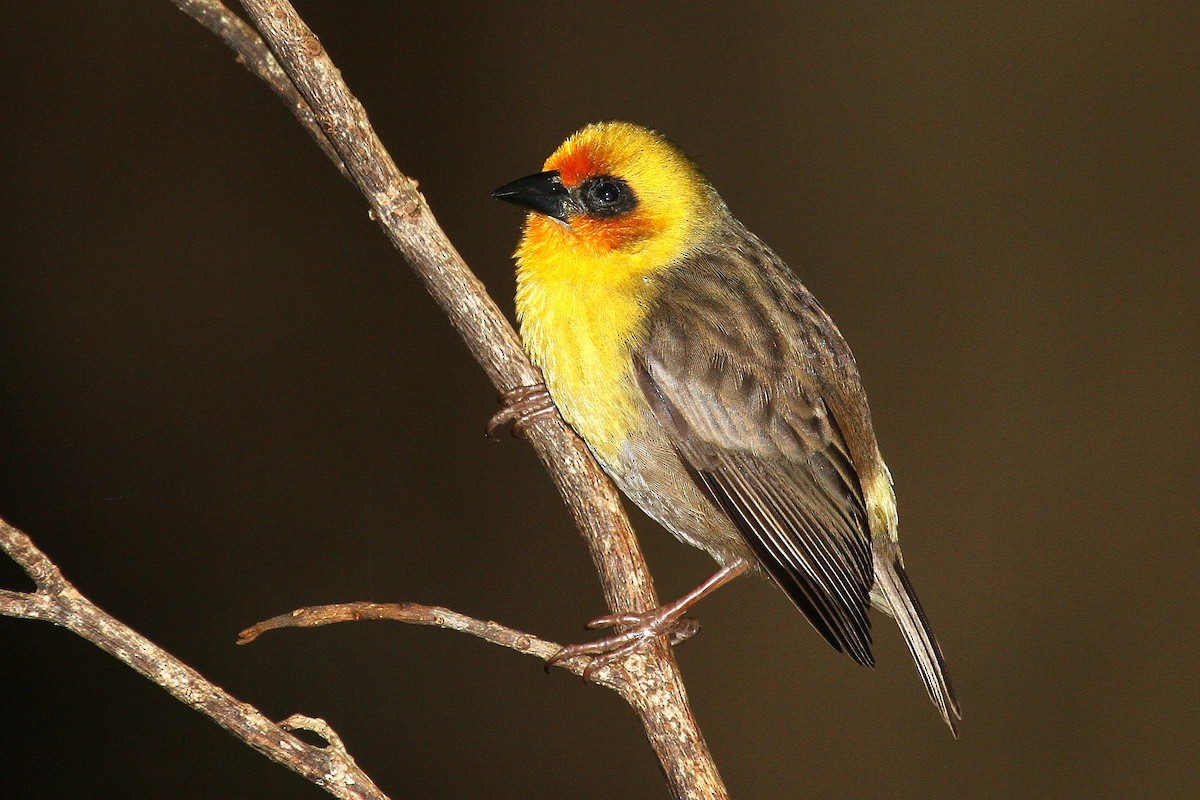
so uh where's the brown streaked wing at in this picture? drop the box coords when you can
[635,227,875,665]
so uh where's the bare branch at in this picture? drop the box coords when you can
[172,0,347,176]
[0,518,389,800]
[0,513,68,592]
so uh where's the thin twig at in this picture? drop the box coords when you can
[0,518,388,800]
[237,601,623,686]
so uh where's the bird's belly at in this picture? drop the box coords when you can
[604,413,756,567]
[540,344,644,466]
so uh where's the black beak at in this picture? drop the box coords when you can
[492,170,572,222]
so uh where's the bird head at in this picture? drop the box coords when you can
[495,122,721,279]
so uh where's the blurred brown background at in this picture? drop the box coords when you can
[2,2,1197,798]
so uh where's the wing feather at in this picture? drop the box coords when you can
[634,224,881,665]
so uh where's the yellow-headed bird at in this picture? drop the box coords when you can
[493,121,960,735]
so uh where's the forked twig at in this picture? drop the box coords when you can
[0,518,388,800]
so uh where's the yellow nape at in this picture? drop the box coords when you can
[512,122,720,462]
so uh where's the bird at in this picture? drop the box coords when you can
[492,121,961,735]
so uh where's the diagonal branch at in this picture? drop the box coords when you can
[173,0,347,175]
[217,1,728,797]
[0,2,734,798]
[0,518,389,800]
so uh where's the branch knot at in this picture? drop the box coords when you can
[369,178,422,223]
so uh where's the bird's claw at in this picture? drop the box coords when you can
[486,383,557,439]
[544,607,701,682]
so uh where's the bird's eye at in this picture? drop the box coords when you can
[593,179,621,204]
[580,175,636,217]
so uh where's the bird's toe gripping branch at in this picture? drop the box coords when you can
[546,560,750,682]
[546,606,702,682]
[487,383,558,439]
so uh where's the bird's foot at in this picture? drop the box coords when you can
[545,561,751,681]
[545,605,701,682]
[486,383,557,439]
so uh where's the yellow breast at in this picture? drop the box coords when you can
[515,233,652,463]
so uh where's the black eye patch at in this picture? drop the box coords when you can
[578,175,637,217]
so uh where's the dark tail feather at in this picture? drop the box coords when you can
[874,555,962,737]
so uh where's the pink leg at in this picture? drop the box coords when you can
[486,383,557,439]
[548,559,751,681]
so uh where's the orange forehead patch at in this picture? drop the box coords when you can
[547,140,610,188]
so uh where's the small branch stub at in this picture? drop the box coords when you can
[280,715,351,757]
